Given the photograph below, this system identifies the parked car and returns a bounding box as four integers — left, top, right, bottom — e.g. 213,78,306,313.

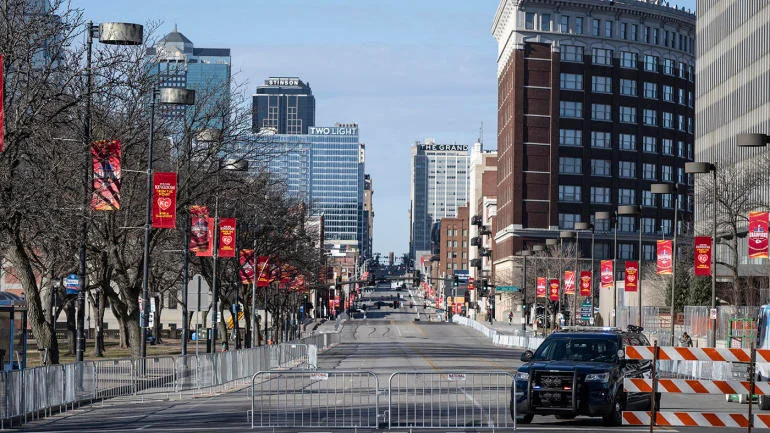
512,325,658,426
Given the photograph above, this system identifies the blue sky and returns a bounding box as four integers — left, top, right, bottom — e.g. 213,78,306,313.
74,0,696,258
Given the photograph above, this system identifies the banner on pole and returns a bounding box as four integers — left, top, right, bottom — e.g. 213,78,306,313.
256,256,271,287
239,249,255,284
579,271,591,296
536,277,546,298
196,218,215,257
749,211,769,259
624,261,639,292
564,271,575,295
91,139,122,211
218,218,236,258
151,172,177,228
189,206,210,252
549,279,559,301
656,240,673,275
600,260,613,289
694,236,713,276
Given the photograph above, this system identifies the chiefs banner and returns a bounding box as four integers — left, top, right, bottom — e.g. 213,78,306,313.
549,279,559,301
580,271,591,296
749,211,769,259
151,172,177,228
625,261,639,292
694,236,713,276
656,240,673,275
189,206,210,252
196,218,215,257
536,277,546,298
600,260,613,289
218,218,236,258
564,271,575,295
255,256,271,287
239,249,255,284
91,139,122,211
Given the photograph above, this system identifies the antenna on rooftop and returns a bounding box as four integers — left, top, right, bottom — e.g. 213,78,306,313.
479,122,484,145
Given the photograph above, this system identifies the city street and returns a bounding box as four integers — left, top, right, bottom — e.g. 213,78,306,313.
16,285,758,432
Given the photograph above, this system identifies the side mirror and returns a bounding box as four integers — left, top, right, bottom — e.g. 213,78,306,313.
520,350,534,362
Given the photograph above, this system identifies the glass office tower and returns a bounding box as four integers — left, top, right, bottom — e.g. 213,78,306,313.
252,77,316,134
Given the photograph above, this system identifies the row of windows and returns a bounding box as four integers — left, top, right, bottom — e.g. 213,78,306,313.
446,228,469,237
558,185,692,210
559,101,694,132
539,232,677,261
559,158,690,183
559,213,683,237
560,73,694,106
561,46,694,81
559,130,693,157
523,12,694,54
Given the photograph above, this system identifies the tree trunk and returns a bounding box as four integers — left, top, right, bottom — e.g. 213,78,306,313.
732,236,742,305
93,288,106,357
65,301,76,355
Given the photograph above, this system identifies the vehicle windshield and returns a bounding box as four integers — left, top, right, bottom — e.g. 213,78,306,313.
533,337,619,363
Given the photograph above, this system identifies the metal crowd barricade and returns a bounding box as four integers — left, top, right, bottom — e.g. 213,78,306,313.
388,371,514,430
95,358,134,400
250,370,380,429
623,343,770,430
133,356,177,400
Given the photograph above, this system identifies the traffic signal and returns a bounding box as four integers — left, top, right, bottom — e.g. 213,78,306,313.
453,275,459,287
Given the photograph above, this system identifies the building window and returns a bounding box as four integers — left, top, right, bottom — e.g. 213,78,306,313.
541,14,551,31
663,58,675,75
643,163,657,180
661,139,673,155
591,131,611,149
644,55,658,72
642,190,654,206
662,112,673,128
620,78,637,96
575,17,584,34
561,45,584,62
591,186,611,203
592,48,612,65
621,22,628,39
643,244,656,261
604,20,613,37
652,28,659,44
619,133,636,150
560,129,582,146
642,217,656,234
558,185,581,202
620,51,637,68
663,85,674,102
560,73,583,90
619,217,635,233
525,12,535,30
678,114,686,131
559,157,582,174
677,140,686,157
677,167,686,184
643,109,657,125
595,219,611,232
619,243,634,259
662,195,673,210
560,15,569,33
592,19,600,36
592,104,611,121
592,76,611,93
661,165,673,182
619,161,636,178
678,88,686,105
631,24,638,41
559,213,581,230
643,136,656,153
644,26,650,43
620,107,636,124
591,159,611,177
643,82,657,99
560,101,583,118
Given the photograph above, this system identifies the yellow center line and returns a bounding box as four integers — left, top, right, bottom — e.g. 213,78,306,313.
405,321,437,370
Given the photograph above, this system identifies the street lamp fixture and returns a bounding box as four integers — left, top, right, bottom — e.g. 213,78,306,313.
618,205,643,328
78,21,143,363
737,133,770,147
140,86,196,360
651,183,678,346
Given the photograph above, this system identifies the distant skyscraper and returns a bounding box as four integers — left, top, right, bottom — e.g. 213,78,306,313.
148,26,231,125
253,77,316,134
363,174,374,260
410,139,470,260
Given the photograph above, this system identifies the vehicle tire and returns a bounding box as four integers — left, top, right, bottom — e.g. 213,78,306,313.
759,395,770,410
603,393,625,426
510,403,534,424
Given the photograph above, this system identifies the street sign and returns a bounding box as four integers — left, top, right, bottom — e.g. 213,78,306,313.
187,274,211,312
580,300,592,321
64,274,79,295
496,286,520,292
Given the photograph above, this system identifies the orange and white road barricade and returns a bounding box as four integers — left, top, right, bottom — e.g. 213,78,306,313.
625,378,770,395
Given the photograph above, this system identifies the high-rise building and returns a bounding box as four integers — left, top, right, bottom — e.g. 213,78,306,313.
439,206,470,276
695,2,770,278
491,0,695,316
148,26,231,124
363,174,374,260
410,139,470,260
252,77,316,134
467,142,498,281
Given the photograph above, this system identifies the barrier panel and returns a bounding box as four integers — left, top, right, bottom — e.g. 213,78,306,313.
388,371,514,430
623,344,769,431
133,356,177,400
95,358,134,399
250,370,380,429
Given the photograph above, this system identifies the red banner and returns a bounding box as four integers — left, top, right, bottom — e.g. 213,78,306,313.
196,218,215,257
151,172,177,228
91,140,121,211
536,277,546,298
218,218,236,258
624,261,639,292
239,249,255,284
256,256,271,287
189,206,209,251
694,236,713,276
600,260,613,289
549,279,559,301
0,55,4,152
580,271,591,296
749,211,769,259
564,271,575,295
656,240,673,275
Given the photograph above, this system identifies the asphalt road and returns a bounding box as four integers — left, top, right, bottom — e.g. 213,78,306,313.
16,284,760,432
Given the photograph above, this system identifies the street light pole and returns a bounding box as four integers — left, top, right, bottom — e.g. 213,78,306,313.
560,231,575,326
519,250,531,333
595,211,618,326
619,205,643,328
652,183,678,346
575,222,595,325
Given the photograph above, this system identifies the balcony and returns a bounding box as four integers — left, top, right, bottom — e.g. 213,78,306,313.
470,236,481,247
470,258,482,268
471,215,483,226
480,248,492,258
480,226,492,236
